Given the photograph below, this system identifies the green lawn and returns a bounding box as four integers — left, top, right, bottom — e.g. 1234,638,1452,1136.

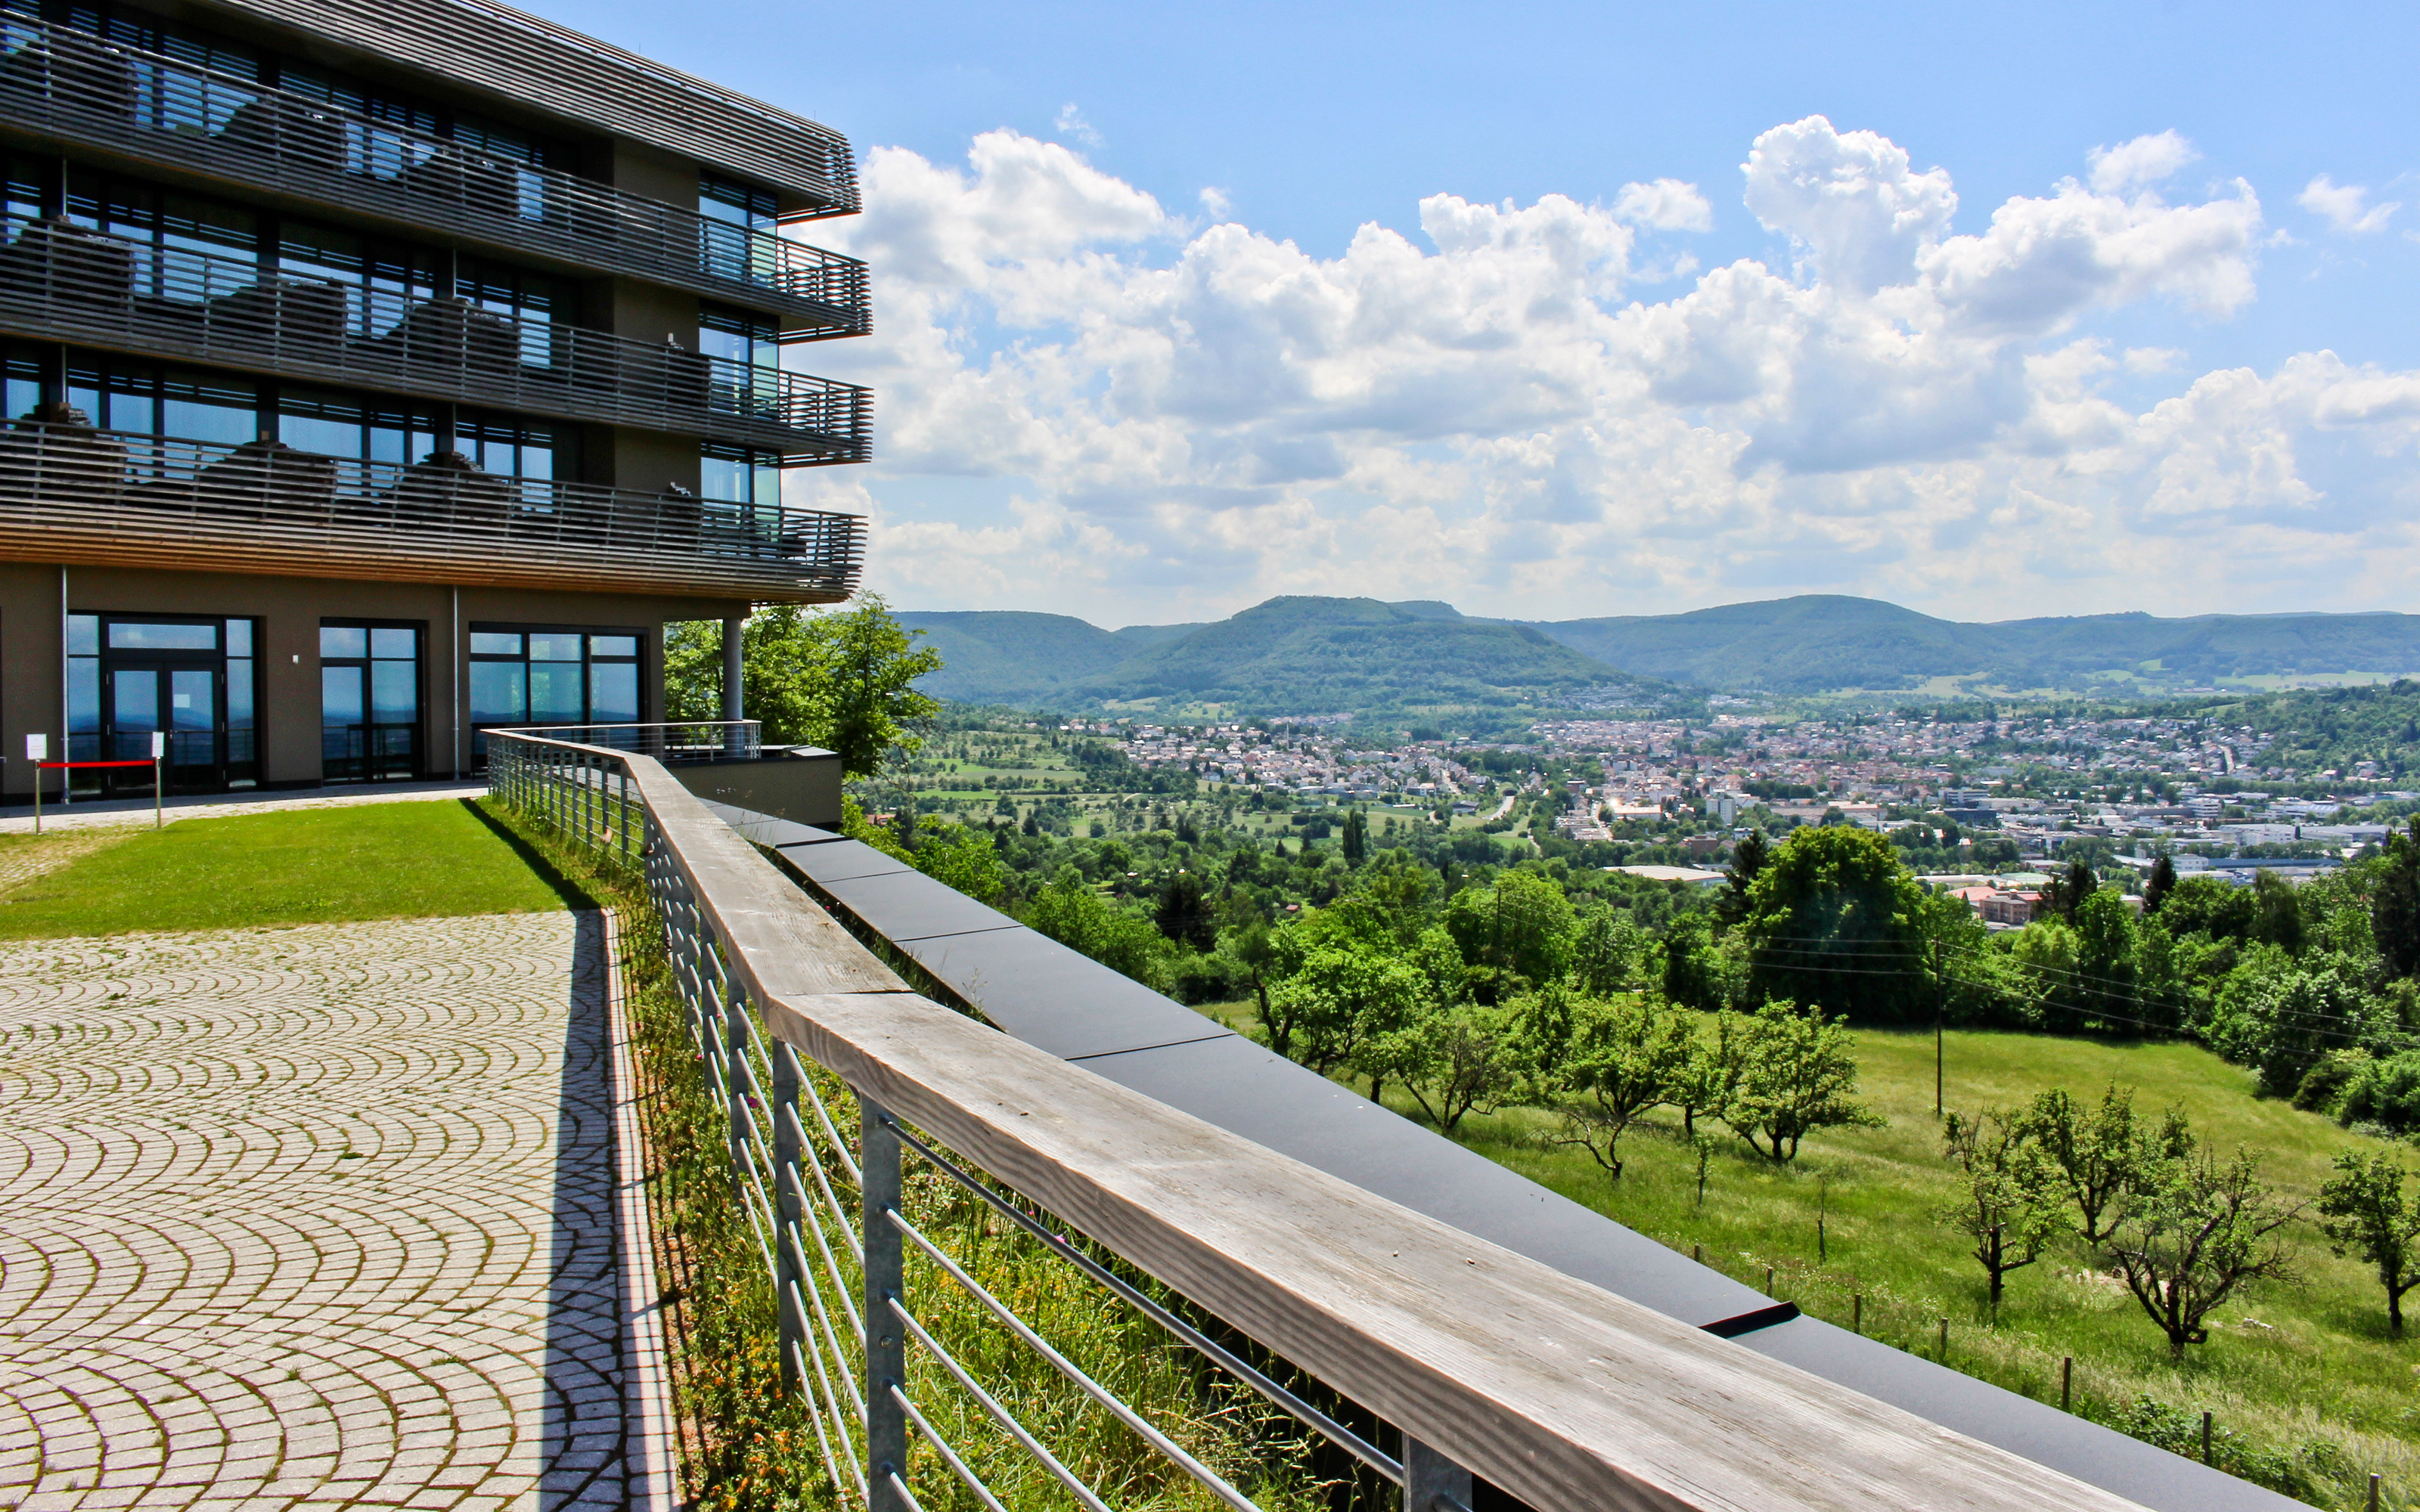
1192,1001,2420,1507
0,798,591,938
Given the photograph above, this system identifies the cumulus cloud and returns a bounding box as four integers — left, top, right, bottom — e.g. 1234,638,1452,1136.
2300,173,2398,234
1614,178,1713,232
786,122,2418,624
2086,130,2198,195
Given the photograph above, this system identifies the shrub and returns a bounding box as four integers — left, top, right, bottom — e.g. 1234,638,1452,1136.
2338,1050,2420,1135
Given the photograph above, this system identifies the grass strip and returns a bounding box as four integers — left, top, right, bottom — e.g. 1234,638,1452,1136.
0,798,590,937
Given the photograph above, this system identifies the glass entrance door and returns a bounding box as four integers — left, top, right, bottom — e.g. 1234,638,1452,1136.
320,624,422,781
102,663,223,792
67,616,259,795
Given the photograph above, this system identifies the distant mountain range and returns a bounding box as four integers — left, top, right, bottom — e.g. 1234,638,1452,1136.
895,594,2420,710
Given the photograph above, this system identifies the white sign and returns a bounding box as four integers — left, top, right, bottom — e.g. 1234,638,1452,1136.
24,733,46,761
151,731,166,759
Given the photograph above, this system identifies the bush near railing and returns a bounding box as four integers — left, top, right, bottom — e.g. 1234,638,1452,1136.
487,795,1332,1512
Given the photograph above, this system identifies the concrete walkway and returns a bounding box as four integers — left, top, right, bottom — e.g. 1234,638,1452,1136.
0,781,487,836
0,912,644,1510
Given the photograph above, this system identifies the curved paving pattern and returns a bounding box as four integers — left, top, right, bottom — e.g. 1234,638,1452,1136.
0,912,626,1510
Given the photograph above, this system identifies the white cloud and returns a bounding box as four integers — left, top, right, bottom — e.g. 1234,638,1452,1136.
1197,186,1233,221
1053,103,1102,147
2086,130,2198,195
786,122,2420,626
1613,178,1713,232
2300,173,2399,234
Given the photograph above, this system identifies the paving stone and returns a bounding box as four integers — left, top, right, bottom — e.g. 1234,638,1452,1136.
0,913,625,1510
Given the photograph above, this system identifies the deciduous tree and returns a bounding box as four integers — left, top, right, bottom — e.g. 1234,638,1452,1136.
2316,1148,2420,1334
1940,1108,2068,1314
1545,993,1694,1179
2107,1146,2301,1359
2012,1083,2146,1246
1720,1000,1885,1163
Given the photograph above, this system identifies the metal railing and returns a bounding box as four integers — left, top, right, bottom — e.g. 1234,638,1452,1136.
488,730,2155,1512
0,212,871,461
0,13,869,338
500,720,762,763
0,420,865,601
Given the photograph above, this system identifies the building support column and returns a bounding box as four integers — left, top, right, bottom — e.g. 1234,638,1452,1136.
721,614,746,754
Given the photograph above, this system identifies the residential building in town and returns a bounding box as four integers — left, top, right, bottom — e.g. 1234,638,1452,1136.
1,0,869,801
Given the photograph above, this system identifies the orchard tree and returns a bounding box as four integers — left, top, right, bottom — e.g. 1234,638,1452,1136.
1545,994,1695,1179
1941,1109,2067,1315
2107,1146,2301,1359
1363,997,1523,1135
1443,869,1576,993
1720,1000,1884,1163
2316,1148,2420,1334
2012,1083,2146,1245
1264,940,1426,1077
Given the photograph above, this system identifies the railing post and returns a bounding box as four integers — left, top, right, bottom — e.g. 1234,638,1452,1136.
1404,1439,1472,1512
772,1041,808,1393
861,1095,907,1512
725,977,753,1201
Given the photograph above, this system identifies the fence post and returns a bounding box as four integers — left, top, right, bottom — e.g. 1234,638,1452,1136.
861,1097,907,1512
1404,1438,1472,1512
772,1041,808,1393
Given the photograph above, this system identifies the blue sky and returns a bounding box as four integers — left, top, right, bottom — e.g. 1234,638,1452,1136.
554,0,2420,626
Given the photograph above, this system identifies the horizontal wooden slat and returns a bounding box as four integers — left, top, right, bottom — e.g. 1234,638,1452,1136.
206,0,858,209
599,742,2150,1512
0,425,863,602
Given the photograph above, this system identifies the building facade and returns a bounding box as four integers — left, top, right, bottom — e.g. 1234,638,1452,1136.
0,0,869,800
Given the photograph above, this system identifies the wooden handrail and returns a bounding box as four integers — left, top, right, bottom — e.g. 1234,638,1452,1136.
597,739,2149,1512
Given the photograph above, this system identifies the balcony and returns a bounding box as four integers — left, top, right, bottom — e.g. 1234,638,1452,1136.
0,213,872,462
0,14,869,339
0,416,865,600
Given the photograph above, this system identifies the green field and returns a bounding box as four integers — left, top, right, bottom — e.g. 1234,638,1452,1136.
0,799,589,938
1194,1002,2420,1506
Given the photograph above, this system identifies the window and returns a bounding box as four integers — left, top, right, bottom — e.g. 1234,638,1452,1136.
701,441,781,510
4,343,42,423
69,358,259,448
457,257,563,367
65,168,259,307
466,626,644,755
699,173,779,285
700,305,782,423
277,389,439,472
278,218,440,339
321,621,421,780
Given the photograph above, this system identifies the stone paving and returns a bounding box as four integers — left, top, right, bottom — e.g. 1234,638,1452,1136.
0,912,628,1510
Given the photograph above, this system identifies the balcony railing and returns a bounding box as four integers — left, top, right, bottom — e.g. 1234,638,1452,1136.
0,212,872,463
0,13,869,339
0,417,864,601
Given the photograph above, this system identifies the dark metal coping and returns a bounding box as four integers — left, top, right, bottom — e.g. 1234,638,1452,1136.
204,0,859,211
704,801,2298,1512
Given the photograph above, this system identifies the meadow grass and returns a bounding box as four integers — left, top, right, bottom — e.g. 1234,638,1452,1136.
0,800,590,937
1351,1016,2420,1509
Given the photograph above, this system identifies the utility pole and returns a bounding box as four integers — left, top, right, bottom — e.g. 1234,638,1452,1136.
1933,937,1946,1118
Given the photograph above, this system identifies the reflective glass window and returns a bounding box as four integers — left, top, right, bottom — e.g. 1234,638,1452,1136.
110,621,217,650
590,636,638,658
468,661,526,722
67,614,100,656
320,625,368,658
470,631,522,655
224,618,251,657
589,662,638,724
529,633,582,661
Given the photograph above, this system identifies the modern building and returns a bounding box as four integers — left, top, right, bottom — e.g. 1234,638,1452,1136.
0,0,870,801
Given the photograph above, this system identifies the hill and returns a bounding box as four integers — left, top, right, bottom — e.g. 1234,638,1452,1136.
896,595,2420,708
1070,596,1643,711
1520,599,2420,694
897,597,1654,714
